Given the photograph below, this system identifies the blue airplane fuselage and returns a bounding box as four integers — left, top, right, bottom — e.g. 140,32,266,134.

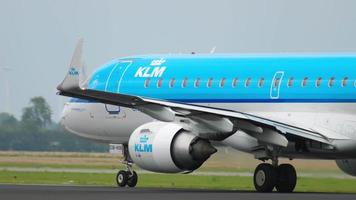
87,54,356,103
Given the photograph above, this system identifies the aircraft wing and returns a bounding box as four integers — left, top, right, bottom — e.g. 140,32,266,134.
57,41,344,148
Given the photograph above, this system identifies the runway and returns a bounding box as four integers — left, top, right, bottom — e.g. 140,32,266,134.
0,185,356,200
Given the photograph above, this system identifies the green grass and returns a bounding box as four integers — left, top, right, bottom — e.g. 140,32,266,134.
1,170,356,193
0,163,344,176
0,151,354,193
0,162,122,170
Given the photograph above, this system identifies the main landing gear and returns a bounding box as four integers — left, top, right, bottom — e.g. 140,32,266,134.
253,163,297,193
116,144,138,188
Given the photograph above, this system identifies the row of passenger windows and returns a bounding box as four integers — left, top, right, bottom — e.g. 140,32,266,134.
143,77,353,88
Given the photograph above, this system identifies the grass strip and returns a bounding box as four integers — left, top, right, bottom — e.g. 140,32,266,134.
1,170,356,193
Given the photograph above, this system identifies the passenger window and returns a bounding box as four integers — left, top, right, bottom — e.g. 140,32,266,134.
342,77,348,87
169,78,175,88
232,78,238,88
182,78,188,88
287,77,294,87
144,78,150,88
245,77,251,87
219,78,226,88
302,77,308,87
274,78,280,87
316,77,322,87
194,78,201,88
258,78,264,88
157,78,163,88
328,77,335,87
207,78,213,88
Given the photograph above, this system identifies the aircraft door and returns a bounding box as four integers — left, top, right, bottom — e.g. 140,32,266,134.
105,61,132,93
104,61,132,114
270,71,284,99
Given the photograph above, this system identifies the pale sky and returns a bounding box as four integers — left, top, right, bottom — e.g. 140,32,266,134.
1,0,356,120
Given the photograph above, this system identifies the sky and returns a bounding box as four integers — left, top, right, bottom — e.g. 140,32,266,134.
1,0,356,120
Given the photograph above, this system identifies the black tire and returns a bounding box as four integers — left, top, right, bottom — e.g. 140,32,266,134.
253,163,277,192
127,171,138,187
116,170,128,187
276,164,297,193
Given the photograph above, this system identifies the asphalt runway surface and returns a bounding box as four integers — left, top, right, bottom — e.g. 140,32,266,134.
0,184,356,200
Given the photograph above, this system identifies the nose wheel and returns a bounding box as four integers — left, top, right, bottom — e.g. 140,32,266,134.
253,163,296,193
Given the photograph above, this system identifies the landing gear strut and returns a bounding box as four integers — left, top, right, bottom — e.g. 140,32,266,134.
116,144,138,188
253,161,297,192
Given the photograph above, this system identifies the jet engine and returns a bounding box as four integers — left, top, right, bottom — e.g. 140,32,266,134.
128,121,217,173
336,159,356,176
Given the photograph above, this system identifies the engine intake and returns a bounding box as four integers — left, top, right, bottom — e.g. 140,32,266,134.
128,122,217,173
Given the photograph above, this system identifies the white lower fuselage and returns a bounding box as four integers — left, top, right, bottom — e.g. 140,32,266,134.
61,101,356,159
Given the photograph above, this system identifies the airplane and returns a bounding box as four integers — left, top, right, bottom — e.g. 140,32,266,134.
58,40,356,193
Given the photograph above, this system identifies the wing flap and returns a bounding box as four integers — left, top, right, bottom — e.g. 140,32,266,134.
142,98,333,144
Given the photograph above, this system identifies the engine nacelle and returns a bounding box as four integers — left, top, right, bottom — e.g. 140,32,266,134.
336,159,356,176
128,121,217,173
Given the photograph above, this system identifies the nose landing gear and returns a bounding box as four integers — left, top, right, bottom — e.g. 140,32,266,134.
253,163,297,193
116,144,138,188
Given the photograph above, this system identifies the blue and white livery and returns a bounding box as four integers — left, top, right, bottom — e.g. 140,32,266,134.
58,40,356,192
